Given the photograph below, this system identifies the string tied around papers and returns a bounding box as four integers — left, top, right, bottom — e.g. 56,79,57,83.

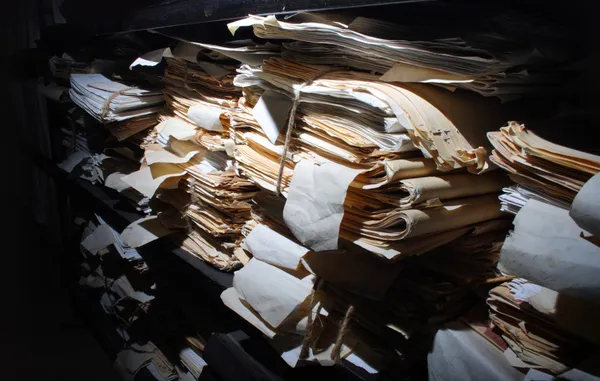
331,304,355,363
100,86,138,121
274,68,342,197
299,277,324,359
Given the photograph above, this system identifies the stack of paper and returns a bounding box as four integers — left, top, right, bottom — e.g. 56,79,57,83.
488,121,600,210
487,279,599,375
70,74,163,123
234,57,513,174
230,55,511,260
161,42,241,151
229,14,566,100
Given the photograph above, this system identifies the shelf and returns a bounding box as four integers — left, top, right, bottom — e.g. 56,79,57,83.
59,0,435,35
35,154,381,381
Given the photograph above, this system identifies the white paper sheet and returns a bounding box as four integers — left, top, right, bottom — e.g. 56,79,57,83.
81,224,116,255
58,150,90,172
428,322,525,381
242,224,309,270
570,173,600,236
499,199,600,301
251,90,294,144
283,160,362,251
129,48,171,70
220,287,278,338
233,259,314,328
187,104,224,132
105,172,132,192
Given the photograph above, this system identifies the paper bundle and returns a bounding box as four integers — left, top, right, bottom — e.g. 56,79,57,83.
229,14,568,100
234,57,513,174
488,121,600,210
70,74,164,123
487,279,599,375
230,55,511,259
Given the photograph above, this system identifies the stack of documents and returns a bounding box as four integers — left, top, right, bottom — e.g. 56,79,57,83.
229,14,567,101
234,57,512,174
70,74,163,123
162,42,241,151
487,278,599,375
230,55,511,260
488,121,600,210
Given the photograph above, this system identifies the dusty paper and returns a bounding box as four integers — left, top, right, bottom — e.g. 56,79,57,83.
187,104,225,132
252,90,294,144
283,160,362,251
242,224,309,270
121,164,187,198
120,215,174,248
233,258,314,328
570,173,600,236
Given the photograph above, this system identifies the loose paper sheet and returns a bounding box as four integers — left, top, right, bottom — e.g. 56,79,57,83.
105,172,132,192
252,90,293,144
283,160,362,251
158,118,198,141
81,224,115,255
187,104,225,132
499,199,600,301
121,215,174,248
233,259,314,328
221,287,278,338
129,47,171,70
121,164,186,198
242,224,309,270
570,173,600,236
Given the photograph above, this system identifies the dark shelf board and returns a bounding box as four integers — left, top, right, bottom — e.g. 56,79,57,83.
60,0,434,35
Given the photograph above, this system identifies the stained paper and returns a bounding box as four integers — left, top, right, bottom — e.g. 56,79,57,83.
283,160,362,251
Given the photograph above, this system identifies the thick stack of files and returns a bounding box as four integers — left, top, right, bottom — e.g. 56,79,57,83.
488,120,600,212
234,57,512,174
229,13,572,101
486,279,600,375
230,55,511,260
161,43,241,151
123,42,265,270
